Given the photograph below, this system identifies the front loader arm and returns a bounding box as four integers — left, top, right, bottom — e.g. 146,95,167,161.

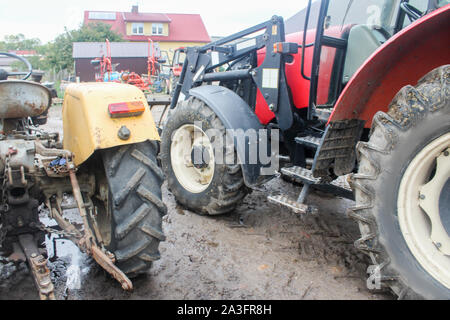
171,16,296,131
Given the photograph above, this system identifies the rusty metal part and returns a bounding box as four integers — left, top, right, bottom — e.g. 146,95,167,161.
7,166,12,185
39,173,95,201
0,140,36,175
68,167,133,291
0,80,52,119
50,206,82,239
89,205,104,246
91,245,132,291
29,161,132,292
18,234,55,300
20,166,27,185
69,168,95,246
29,254,55,300
35,140,71,158
8,242,26,262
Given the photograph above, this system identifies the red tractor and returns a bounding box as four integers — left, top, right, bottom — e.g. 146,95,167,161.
161,0,450,299
168,47,186,96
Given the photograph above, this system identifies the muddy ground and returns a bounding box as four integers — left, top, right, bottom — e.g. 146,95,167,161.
0,101,393,300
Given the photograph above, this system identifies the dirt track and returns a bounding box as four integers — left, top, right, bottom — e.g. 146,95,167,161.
0,103,393,300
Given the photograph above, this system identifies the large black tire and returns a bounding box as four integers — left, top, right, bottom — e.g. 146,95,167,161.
160,97,248,215
349,65,450,299
101,141,166,277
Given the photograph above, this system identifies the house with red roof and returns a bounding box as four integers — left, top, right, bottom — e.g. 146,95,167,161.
83,5,210,56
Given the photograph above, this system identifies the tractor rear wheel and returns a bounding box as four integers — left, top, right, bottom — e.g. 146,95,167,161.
96,141,166,277
350,65,450,299
160,97,248,215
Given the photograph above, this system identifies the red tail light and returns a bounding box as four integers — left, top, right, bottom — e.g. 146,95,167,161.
108,101,145,118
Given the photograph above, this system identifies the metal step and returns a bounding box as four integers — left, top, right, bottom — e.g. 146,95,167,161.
295,135,321,150
267,195,318,215
281,166,354,200
281,166,320,185
314,108,332,122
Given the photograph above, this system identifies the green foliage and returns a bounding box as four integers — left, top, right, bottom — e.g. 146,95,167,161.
10,53,51,72
45,22,123,72
0,34,50,71
1,23,123,73
0,33,41,51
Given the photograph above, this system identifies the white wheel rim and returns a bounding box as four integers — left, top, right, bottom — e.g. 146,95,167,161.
398,133,450,289
170,124,215,193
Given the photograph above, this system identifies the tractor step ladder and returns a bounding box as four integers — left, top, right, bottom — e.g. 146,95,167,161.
268,166,354,215
295,135,321,150
267,194,318,214
314,108,333,122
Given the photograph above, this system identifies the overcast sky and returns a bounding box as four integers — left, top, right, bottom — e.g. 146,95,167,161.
0,0,309,44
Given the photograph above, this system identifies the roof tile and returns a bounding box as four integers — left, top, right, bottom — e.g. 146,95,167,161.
84,11,210,43
123,12,171,22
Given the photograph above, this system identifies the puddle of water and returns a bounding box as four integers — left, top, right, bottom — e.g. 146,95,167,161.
39,202,91,292
65,260,81,290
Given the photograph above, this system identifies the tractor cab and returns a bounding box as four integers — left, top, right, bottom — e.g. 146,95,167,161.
303,0,449,117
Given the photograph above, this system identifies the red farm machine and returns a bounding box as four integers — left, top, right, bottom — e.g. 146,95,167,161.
90,39,116,83
168,47,186,96
160,0,450,299
91,39,169,93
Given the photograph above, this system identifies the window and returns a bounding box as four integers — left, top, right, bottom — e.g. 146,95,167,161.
407,0,429,12
88,12,116,20
132,23,144,35
324,0,401,33
152,23,163,35
402,0,432,28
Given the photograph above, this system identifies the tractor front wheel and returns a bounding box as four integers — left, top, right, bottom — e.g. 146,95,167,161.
160,97,248,215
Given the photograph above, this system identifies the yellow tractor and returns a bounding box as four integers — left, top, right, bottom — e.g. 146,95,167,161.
0,52,165,299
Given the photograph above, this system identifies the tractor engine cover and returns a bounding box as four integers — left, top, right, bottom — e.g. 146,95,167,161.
0,81,51,119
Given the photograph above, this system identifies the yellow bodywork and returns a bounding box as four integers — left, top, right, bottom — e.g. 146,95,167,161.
62,82,160,166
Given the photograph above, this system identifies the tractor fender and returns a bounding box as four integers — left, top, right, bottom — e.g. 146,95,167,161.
189,85,274,188
329,4,450,128
63,82,160,166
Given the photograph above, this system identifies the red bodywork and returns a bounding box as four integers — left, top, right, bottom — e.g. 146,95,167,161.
172,47,185,77
254,4,450,127
121,72,150,91
147,39,158,85
330,4,450,127
93,39,113,82
255,26,346,125
173,65,183,77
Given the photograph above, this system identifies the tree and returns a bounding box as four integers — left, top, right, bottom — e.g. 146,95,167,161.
0,34,49,71
0,33,42,51
45,22,123,72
